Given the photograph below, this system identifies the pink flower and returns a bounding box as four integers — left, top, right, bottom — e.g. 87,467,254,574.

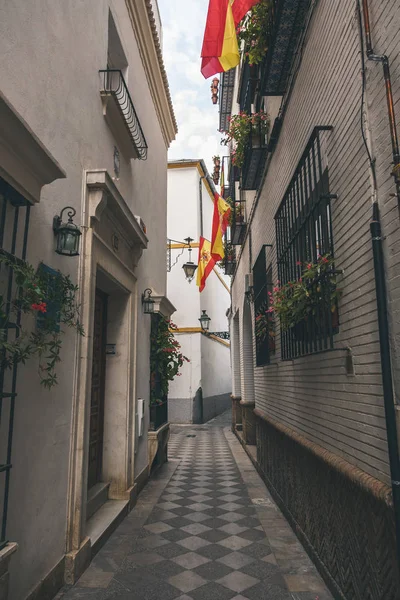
273,286,279,292
296,261,302,266
307,263,312,269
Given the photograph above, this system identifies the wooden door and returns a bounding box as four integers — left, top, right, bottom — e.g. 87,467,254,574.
88,289,108,490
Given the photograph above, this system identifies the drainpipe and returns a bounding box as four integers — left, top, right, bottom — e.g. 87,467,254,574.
370,204,400,568
199,176,204,237
357,0,400,570
362,0,400,203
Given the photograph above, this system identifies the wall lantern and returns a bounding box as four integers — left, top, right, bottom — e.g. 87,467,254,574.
199,309,211,332
53,207,82,257
182,237,197,283
142,288,155,314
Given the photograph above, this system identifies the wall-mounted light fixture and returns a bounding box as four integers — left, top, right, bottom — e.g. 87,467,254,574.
142,288,155,314
244,273,254,305
199,309,211,332
53,207,82,256
210,77,219,105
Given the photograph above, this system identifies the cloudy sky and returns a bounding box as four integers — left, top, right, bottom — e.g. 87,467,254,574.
158,0,227,174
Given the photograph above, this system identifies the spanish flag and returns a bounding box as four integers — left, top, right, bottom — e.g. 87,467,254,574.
211,192,231,261
197,237,216,292
200,0,261,79
231,0,261,25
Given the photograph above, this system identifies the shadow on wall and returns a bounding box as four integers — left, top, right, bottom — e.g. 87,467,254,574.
168,388,232,424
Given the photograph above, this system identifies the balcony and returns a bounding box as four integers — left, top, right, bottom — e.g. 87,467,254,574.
219,68,236,133
259,0,312,96
241,123,268,191
238,59,259,113
231,198,246,246
224,246,236,275
99,69,148,160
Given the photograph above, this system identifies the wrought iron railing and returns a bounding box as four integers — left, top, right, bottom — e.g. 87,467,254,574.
231,196,246,245
219,69,236,133
259,0,312,96
239,58,259,113
0,177,31,550
274,126,336,360
242,120,268,191
253,246,274,366
99,69,148,160
224,249,236,276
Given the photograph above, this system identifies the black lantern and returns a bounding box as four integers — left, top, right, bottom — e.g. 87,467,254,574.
199,309,211,332
53,207,82,257
142,288,155,314
182,237,197,283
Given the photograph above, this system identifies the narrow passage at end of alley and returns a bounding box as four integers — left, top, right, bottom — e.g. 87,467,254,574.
55,411,333,600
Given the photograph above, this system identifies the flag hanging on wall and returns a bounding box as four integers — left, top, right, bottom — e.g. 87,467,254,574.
211,192,231,262
197,237,216,292
200,0,261,79
200,0,239,78
231,0,261,25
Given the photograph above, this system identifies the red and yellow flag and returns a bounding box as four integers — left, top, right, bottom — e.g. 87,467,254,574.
211,192,231,262
197,237,216,292
200,0,261,79
200,0,239,79
231,0,261,25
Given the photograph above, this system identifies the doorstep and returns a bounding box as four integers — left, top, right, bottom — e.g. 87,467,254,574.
86,500,128,558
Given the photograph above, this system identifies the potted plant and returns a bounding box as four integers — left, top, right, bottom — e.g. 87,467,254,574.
269,254,342,332
221,110,270,169
0,253,84,388
237,0,272,66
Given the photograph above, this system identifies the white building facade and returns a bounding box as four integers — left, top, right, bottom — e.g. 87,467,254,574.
167,160,231,424
0,2,176,599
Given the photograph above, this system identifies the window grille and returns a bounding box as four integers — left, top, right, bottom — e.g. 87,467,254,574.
0,177,31,550
253,245,274,366
274,126,337,360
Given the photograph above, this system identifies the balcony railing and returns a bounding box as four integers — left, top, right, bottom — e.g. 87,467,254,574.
224,246,236,275
238,59,259,113
219,69,236,133
241,122,268,190
99,69,148,160
231,197,246,245
259,0,312,96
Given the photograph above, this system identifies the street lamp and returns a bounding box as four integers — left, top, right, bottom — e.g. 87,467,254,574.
199,310,211,332
181,237,197,283
53,207,82,256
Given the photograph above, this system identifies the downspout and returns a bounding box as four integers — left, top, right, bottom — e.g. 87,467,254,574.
358,0,400,570
370,204,400,569
362,0,400,203
199,175,204,237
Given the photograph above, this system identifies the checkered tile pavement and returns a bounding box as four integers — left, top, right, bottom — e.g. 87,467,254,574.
56,418,330,599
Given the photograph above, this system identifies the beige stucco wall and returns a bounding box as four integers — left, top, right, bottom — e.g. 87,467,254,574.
0,1,173,598
231,0,400,486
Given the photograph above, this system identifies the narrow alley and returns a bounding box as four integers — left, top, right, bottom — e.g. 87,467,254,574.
55,412,332,600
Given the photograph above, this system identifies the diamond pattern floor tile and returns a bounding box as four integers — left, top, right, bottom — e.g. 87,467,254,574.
57,414,333,600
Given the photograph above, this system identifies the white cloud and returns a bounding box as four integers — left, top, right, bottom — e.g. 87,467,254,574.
158,0,228,174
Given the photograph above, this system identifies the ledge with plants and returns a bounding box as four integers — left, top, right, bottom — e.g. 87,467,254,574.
0,251,83,389
221,110,270,170
255,254,341,344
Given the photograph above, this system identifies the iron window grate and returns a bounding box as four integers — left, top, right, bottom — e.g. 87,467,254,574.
253,246,274,366
0,176,31,550
274,126,337,360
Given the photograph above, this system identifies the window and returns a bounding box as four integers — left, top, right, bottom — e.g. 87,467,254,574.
253,245,275,366
274,126,337,360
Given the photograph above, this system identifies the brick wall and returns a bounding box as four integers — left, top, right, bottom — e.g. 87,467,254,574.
231,0,400,486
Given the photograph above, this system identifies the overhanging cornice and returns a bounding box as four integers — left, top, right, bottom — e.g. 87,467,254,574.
125,0,177,148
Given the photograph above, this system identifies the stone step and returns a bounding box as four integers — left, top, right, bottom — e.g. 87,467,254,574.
86,482,110,520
